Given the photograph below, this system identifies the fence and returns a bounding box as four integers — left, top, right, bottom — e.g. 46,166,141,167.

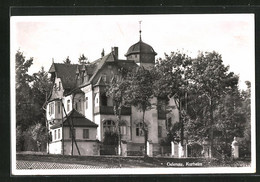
100,144,117,155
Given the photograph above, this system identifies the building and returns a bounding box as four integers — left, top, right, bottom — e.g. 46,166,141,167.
46,32,179,156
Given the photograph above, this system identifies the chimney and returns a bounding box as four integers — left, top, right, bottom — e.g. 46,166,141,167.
112,47,118,59
101,49,105,58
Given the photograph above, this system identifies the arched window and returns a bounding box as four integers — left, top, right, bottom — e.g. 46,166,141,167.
76,99,82,111
103,120,116,133
120,121,127,135
136,122,146,136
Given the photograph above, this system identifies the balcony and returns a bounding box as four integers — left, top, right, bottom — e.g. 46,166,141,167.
94,106,131,115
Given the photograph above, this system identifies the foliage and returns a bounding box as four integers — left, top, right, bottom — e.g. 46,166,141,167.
63,56,71,64
154,51,192,145
16,50,35,130
16,123,47,152
103,131,118,146
78,54,89,64
124,66,154,156
16,50,51,151
106,72,130,155
186,51,239,149
238,81,251,157
31,67,52,126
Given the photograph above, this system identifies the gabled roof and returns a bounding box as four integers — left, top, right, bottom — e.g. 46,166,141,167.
48,63,97,95
50,109,98,129
80,52,117,87
47,50,138,97
94,76,106,87
48,63,78,91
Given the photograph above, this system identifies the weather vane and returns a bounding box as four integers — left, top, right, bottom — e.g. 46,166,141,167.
139,20,142,40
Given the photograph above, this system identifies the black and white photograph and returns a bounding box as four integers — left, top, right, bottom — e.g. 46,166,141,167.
11,14,255,175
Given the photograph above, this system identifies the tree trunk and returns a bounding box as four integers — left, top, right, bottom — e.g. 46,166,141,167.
209,97,214,158
142,110,148,156
118,112,122,156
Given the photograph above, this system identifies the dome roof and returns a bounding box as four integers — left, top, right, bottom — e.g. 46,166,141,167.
125,40,157,56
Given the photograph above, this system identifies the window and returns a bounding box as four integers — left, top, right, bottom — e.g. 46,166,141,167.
58,81,61,90
49,132,52,142
67,100,70,112
136,123,145,136
120,125,127,135
54,130,57,140
103,120,116,133
101,74,107,82
49,103,54,115
69,128,75,138
101,94,107,106
83,129,89,139
85,97,88,109
57,102,61,114
158,125,162,138
76,99,82,111
58,129,61,139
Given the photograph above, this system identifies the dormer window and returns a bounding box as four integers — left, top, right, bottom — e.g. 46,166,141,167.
49,102,54,115
58,81,61,90
101,74,107,82
67,100,70,112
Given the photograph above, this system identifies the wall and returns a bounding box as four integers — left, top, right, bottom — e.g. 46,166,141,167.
49,141,62,154
74,93,85,116
91,62,122,85
63,141,99,156
131,97,159,144
94,114,101,141
63,126,97,140
99,115,131,141
81,85,93,121
63,95,73,115
167,97,179,125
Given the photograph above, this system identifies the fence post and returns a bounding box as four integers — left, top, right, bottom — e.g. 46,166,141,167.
147,141,153,157
231,137,239,159
178,142,183,158
171,141,179,158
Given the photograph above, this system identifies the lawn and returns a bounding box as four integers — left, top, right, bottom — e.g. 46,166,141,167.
16,153,251,168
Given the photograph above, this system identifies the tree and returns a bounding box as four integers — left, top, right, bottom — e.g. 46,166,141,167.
125,66,154,156
239,81,251,157
78,54,89,64
16,50,52,151
106,72,130,156
154,51,192,145
214,85,246,155
63,56,71,64
16,50,34,130
31,67,52,126
188,51,239,156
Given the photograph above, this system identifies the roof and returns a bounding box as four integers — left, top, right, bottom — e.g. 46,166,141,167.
116,59,138,71
48,63,97,93
80,52,117,87
47,50,138,96
50,109,98,129
125,40,157,56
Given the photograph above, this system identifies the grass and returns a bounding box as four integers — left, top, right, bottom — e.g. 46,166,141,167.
16,153,251,168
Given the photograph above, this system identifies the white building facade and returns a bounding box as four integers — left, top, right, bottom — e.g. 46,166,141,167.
46,36,179,156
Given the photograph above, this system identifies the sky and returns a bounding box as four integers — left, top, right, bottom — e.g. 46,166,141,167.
11,14,254,90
